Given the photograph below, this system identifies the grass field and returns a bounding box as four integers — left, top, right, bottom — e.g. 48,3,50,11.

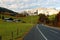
19,16,39,23
0,15,39,40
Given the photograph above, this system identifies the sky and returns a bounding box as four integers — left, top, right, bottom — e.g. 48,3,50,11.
0,0,60,12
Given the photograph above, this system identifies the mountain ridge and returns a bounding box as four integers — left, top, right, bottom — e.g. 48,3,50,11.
0,7,18,16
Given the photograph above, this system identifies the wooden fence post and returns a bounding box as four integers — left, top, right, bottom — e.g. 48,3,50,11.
0,36,2,40
11,32,13,40
17,28,19,37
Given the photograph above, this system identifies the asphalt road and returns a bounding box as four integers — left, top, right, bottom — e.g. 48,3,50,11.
23,24,60,40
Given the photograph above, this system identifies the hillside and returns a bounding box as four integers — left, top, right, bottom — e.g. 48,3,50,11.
0,7,17,16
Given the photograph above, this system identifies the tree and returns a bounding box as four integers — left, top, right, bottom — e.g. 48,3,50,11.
38,14,47,24
54,12,60,26
48,14,56,26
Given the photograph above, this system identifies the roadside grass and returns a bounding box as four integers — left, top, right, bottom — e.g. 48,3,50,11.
0,21,34,40
0,15,39,40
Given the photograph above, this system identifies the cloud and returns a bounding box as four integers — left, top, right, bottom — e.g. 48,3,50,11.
22,0,30,2
56,7,60,10
45,0,60,5
9,4,18,9
2,0,15,2
0,0,60,12
0,0,41,12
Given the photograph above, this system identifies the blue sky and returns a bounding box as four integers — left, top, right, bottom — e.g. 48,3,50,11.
0,0,60,12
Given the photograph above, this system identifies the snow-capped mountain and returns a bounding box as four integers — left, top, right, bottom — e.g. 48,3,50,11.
25,8,60,15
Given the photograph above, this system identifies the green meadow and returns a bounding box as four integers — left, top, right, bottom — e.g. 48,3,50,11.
0,15,39,40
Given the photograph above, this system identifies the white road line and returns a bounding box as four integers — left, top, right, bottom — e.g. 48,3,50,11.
50,30,58,33
36,25,48,40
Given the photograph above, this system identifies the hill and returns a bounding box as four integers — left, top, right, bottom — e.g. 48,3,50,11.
0,7,17,16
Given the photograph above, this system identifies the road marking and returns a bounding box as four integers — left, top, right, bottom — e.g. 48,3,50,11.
50,30,58,33
36,25,48,40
